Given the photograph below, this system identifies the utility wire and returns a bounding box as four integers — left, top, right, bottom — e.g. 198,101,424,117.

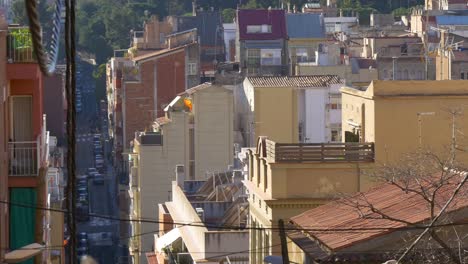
70,0,78,262
2,200,468,233
64,0,72,261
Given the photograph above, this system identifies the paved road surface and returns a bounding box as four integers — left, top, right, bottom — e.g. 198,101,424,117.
74,61,120,264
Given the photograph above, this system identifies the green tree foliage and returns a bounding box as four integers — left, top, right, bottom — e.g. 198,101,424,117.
12,0,53,38
222,8,236,23
11,0,426,64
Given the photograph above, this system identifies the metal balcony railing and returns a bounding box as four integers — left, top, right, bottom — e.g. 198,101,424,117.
8,141,39,176
7,26,36,63
9,115,50,176
265,140,374,163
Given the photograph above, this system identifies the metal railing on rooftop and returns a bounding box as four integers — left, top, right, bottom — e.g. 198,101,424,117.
7,27,36,63
114,49,129,58
266,140,374,163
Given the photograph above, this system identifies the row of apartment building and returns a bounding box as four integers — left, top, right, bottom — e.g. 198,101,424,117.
0,20,67,264
127,77,468,264
106,2,468,263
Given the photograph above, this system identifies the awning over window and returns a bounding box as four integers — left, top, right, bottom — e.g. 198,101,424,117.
4,243,44,263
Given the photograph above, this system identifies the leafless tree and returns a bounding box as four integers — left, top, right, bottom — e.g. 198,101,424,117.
340,148,468,263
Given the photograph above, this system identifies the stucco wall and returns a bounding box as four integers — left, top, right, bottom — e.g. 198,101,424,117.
137,112,188,256
342,81,468,190
255,88,298,144
193,87,234,179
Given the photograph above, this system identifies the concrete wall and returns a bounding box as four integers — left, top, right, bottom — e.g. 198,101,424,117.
141,16,172,50
296,64,378,84
223,23,236,62
204,231,249,260
168,183,248,262
193,86,234,179
377,58,434,80
169,183,207,261
342,81,468,189
136,112,188,261
7,64,44,139
43,73,65,145
436,54,468,80
304,89,327,142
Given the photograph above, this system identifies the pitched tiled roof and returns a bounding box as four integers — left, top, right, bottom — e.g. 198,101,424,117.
155,116,171,126
179,82,213,96
247,75,342,88
453,50,468,62
237,9,287,41
132,44,192,62
286,13,325,39
146,253,159,264
290,174,468,251
436,15,468,26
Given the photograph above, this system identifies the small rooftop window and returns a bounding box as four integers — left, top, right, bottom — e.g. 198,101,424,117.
247,24,272,34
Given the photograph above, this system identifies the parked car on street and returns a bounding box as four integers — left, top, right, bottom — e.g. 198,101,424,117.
94,174,104,185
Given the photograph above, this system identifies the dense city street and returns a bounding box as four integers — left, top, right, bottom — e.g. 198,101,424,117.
75,61,120,264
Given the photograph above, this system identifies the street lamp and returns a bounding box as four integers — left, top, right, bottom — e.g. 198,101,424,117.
417,112,435,146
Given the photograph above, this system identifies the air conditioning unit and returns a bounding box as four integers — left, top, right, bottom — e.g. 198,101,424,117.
195,208,205,221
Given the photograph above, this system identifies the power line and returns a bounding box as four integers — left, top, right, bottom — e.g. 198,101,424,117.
2,200,468,233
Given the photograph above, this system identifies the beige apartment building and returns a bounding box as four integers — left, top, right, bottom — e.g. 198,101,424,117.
341,80,468,186
151,167,249,264
244,137,374,264
240,76,344,146
127,83,235,263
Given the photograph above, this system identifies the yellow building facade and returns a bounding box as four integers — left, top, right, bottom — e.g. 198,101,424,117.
245,138,374,263
342,80,468,190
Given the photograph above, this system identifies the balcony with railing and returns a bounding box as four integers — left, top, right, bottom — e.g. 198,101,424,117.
378,43,424,58
8,115,50,176
133,31,144,49
265,139,374,163
7,26,35,63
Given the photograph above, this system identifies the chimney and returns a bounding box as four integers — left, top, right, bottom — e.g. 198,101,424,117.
287,2,291,13
192,0,196,16
176,165,185,189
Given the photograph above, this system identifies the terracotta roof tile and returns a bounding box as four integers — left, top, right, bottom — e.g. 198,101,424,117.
453,50,468,62
247,75,342,88
146,253,158,264
132,43,194,62
290,174,468,251
178,82,213,96
155,116,171,126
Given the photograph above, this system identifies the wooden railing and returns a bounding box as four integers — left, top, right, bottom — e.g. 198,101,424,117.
266,140,374,162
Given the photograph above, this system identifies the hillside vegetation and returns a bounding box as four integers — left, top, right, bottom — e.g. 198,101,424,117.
12,0,424,64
